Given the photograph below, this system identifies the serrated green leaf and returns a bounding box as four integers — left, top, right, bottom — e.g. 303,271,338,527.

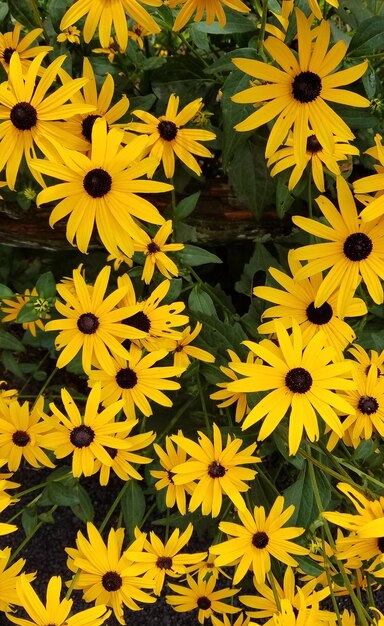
36,271,56,300
121,479,146,541
175,192,201,221
8,0,42,28
188,286,217,317
0,328,25,352
348,17,384,57
179,244,222,267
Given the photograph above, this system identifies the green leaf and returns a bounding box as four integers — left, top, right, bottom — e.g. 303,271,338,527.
22,507,39,537
142,56,167,71
194,8,255,33
348,17,384,57
17,301,39,323
0,328,25,352
8,0,43,28
0,284,13,298
179,244,222,267
283,467,313,527
188,286,217,317
71,484,94,522
175,192,201,221
0,3,8,26
121,480,146,541
227,137,276,218
205,47,262,75
235,242,279,296
41,478,79,507
276,176,295,218
47,0,72,30
36,271,56,300
330,104,379,130
362,63,377,99
221,68,256,168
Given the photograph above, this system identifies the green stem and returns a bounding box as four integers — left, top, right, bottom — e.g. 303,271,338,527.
65,568,81,599
32,367,59,408
170,177,177,232
9,504,58,564
197,368,211,436
165,506,170,543
267,571,282,612
319,529,343,626
308,168,313,219
99,480,131,534
140,500,157,528
13,470,72,500
19,351,50,395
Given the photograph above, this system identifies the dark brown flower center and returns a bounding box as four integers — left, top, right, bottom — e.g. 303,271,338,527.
306,301,333,325
3,47,15,64
70,425,95,448
147,241,161,254
12,430,30,447
252,531,269,548
77,312,99,334
158,120,178,141
292,71,322,103
81,114,109,142
343,233,373,261
175,344,184,352
83,168,112,198
306,134,322,153
207,461,226,478
358,395,379,415
115,367,138,389
104,446,118,459
377,537,384,553
167,469,175,484
197,596,211,610
156,556,173,569
10,102,37,130
123,311,151,333
285,367,313,393
102,571,123,591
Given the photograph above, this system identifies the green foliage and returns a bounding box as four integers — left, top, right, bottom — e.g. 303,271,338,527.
121,480,146,540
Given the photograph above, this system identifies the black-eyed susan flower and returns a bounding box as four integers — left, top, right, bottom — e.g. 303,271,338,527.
133,221,184,284
128,524,206,595
0,23,52,74
349,344,384,377
171,423,260,517
66,523,156,625
267,131,359,192
292,175,384,315
1,287,50,336
353,134,384,222
59,57,129,149
88,345,183,421
0,547,34,612
210,349,260,423
31,119,172,257
116,275,188,352
253,252,367,358
57,26,81,44
0,396,54,472
7,574,110,626
129,94,216,178
151,432,196,515
0,51,94,190
340,365,384,445
42,384,132,478
232,9,368,164
228,320,355,455
210,496,308,584
170,322,215,370
93,422,155,486
172,0,249,31
60,0,161,52
107,251,133,272
93,37,124,63
186,550,229,583
166,574,240,623
323,483,384,572
240,566,334,624
45,265,147,375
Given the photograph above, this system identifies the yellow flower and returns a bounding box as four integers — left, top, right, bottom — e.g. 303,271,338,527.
93,38,124,63
129,94,216,178
232,9,368,164
171,423,260,517
170,322,215,370
0,396,54,472
151,432,196,514
349,344,384,377
353,134,384,222
0,473,19,537
57,25,81,44
7,574,110,626
2,287,49,336
210,496,308,584
31,119,171,257
60,0,161,52
292,176,384,315
0,547,35,612
0,23,52,74
66,523,155,625
133,221,184,284
340,364,384,445
128,524,206,595
0,51,94,190
42,383,132,478
107,252,134,271
45,265,147,375
172,0,250,31
166,574,240,624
